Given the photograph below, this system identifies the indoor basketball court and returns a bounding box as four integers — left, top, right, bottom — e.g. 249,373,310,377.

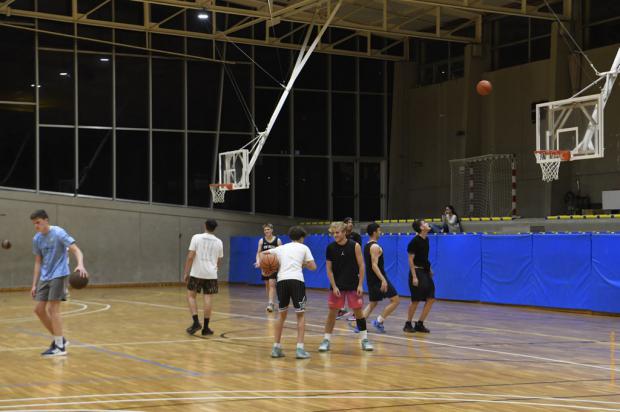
1,0,620,410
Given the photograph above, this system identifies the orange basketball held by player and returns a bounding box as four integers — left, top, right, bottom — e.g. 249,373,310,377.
476,80,492,96
260,253,279,276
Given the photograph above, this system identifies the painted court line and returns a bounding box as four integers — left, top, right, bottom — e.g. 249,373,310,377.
3,389,620,405
0,302,88,323
155,288,618,348
0,334,322,353
15,329,203,378
2,394,620,411
104,298,620,374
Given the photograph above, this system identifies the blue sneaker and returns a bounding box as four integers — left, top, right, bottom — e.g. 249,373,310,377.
41,343,67,357
372,319,386,333
271,346,284,358
295,348,311,359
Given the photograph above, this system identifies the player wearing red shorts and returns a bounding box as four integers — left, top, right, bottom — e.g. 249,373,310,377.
318,222,373,352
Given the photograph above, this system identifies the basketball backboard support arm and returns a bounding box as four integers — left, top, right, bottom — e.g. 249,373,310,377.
574,47,620,154
246,1,343,174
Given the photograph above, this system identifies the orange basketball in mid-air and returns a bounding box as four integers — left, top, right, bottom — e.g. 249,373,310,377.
476,80,492,96
260,254,279,275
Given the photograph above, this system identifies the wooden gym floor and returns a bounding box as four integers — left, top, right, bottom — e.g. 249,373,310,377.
1,284,619,411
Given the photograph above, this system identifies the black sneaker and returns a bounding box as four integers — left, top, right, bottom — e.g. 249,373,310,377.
201,328,214,336
414,321,430,333
403,322,416,333
186,323,202,335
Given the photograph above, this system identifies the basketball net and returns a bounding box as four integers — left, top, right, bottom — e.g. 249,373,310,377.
534,151,568,182
538,159,562,182
209,184,230,204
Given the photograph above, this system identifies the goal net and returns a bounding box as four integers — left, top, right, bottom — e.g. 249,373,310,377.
449,154,516,217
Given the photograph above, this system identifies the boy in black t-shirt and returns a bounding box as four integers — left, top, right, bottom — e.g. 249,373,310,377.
336,217,362,320
404,220,435,333
319,222,373,352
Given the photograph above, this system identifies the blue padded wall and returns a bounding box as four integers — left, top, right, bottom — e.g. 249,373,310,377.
229,232,620,314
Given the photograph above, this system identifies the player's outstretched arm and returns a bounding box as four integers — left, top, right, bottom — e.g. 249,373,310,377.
68,244,88,278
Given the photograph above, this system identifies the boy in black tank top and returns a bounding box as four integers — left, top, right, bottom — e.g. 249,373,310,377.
403,220,435,333
254,223,282,313
318,222,373,352
360,223,400,333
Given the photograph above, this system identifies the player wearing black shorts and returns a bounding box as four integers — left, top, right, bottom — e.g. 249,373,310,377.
360,223,400,333
260,226,317,359
255,223,282,312
404,220,435,333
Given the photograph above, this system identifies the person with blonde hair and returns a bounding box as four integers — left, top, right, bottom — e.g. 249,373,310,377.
318,222,373,352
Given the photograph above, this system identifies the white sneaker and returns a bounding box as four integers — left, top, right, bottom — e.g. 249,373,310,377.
318,339,330,352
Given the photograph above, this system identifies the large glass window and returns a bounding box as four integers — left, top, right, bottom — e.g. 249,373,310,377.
78,53,112,126
116,130,148,201
294,91,327,155
153,132,183,204
586,0,620,49
1,18,387,220
78,128,112,197
255,88,290,154
0,104,35,189
359,58,384,93
294,157,328,219
40,127,74,193
360,94,383,156
359,162,381,221
332,93,356,156
39,51,74,125
221,64,252,133
332,161,355,221
255,156,290,216
116,56,149,128
331,55,356,92
188,132,215,207
187,61,220,131
0,26,35,102
152,59,184,130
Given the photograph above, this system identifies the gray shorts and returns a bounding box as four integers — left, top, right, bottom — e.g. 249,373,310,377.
35,276,69,301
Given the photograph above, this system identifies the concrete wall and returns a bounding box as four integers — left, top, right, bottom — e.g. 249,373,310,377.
389,35,620,218
0,189,298,288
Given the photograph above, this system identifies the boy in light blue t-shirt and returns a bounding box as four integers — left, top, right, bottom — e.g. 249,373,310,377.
31,209,88,357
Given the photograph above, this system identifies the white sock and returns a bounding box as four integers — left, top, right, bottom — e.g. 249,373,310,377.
377,315,385,323
360,330,368,340
54,336,64,348
324,333,331,341
296,343,304,350
273,343,281,349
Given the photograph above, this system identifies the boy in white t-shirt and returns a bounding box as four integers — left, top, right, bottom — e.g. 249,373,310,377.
261,226,316,359
183,219,224,336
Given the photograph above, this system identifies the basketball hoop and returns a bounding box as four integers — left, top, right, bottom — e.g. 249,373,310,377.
209,183,233,204
534,150,571,182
